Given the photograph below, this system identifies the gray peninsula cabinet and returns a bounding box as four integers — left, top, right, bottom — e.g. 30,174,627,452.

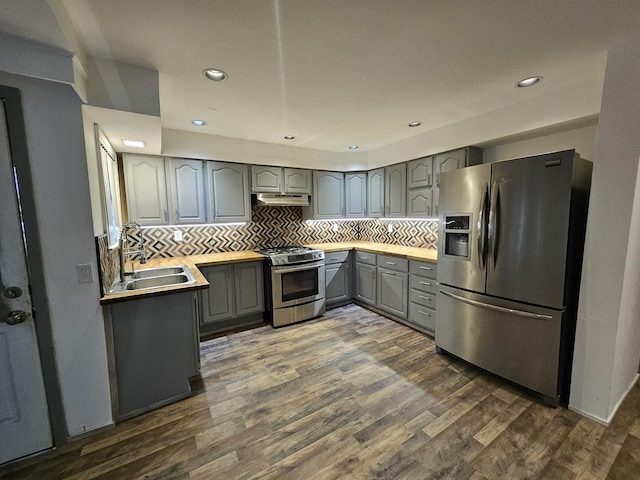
108,291,200,420
303,171,345,219
325,250,352,308
198,261,264,335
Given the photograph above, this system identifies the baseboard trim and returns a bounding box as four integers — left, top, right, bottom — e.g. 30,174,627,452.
569,373,639,426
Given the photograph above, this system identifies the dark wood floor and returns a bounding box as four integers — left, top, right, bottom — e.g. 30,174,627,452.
2,304,640,479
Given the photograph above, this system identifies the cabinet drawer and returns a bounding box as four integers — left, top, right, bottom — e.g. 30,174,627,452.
409,303,436,332
355,251,377,266
325,250,350,265
410,289,436,308
410,260,437,279
378,255,408,272
410,275,437,294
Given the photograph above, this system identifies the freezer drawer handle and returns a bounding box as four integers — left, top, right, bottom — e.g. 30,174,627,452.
439,289,553,320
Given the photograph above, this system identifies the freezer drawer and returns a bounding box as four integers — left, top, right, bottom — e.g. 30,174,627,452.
435,285,564,402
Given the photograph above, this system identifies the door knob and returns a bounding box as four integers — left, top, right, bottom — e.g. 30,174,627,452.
6,310,28,325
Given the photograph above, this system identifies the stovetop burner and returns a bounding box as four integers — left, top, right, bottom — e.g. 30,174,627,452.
258,245,324,266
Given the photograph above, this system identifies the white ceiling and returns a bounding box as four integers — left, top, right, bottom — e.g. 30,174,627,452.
4,1,640,156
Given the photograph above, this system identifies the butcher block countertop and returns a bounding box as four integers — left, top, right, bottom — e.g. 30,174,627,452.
100,251,265,305
304,241,438,263
100,244,436,305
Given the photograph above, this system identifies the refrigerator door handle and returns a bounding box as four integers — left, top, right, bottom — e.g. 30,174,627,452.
439,289,553,320
477,184,489,271
488,181,500,268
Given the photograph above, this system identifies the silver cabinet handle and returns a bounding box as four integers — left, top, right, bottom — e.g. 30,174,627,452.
164,210,168,223
418,281,432,286
176,210,180,222
418,310,432,317
419,295,433,301
360,256,369,261
419,266,432,271
386,261,396,266
439,289,552,320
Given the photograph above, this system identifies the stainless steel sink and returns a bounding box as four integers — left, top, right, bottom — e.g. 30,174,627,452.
125,274,191,291
132,266,187,279
108,264,196,294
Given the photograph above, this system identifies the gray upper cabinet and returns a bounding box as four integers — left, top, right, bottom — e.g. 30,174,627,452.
407,188,433,218
367,168,385,218
434,147,483,186
251,165,282,193
305,170,345,219
407,156,433,188
123,154,169,225
251,165,311,194
167,158,206,224
207,161,251,223
385,163,407,217
345,172,367,218
283,168,311,194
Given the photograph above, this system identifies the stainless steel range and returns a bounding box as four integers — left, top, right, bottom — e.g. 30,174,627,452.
259,246,325,327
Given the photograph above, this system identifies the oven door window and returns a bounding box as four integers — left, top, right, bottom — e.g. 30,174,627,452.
281,268,319,303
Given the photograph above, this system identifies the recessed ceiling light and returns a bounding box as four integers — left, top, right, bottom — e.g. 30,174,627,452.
122,139,145,148
408,121,422,127
284,135,295,140
516,76,543,88
348,145,359,150
191,119,206,126
203,68,228,81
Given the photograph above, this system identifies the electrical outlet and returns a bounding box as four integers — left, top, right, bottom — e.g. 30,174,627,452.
332,223,339,232
173,230,183,242
77,264,94,283
387,223,394,233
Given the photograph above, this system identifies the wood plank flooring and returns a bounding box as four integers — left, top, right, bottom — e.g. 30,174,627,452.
2,304,640,479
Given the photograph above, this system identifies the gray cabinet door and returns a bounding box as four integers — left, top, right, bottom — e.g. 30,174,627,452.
326,262,351,305
407,187,433,217
385,164,406,217
313,171,345,219
200,265,235,324
123,154,169,225
407,157,433,188
377,268,409,319
234,261,264,316
435,149,466,186
167,158,206,224
284,168,311,194
345,172,367,218
207,162,251,223
251,165,282,193
355,262,376,306
367,168,384,218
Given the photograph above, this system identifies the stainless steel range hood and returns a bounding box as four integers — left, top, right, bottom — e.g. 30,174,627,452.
255,193,310,207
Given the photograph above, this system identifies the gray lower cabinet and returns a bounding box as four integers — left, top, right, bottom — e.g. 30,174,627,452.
408,260,438,334
325,250,352,308
109,291,199,420
376,255,409,319
355,252,377,306
199,261,264,334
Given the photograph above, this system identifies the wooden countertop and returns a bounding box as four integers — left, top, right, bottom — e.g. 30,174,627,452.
101,244,436,305
304,241,438,263
100,251,265,305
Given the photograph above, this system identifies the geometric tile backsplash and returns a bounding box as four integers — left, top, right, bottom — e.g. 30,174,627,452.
97,205,438,292
129,206,438,259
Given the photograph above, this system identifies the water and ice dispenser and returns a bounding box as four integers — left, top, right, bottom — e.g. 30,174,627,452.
443,214,471,259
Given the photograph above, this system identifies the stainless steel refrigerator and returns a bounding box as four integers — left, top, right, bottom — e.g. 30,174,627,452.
436,150,592,406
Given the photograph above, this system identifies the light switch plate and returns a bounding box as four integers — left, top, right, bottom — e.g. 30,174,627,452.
173,230,183,242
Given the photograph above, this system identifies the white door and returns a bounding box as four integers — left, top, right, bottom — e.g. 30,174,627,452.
0,92,53,464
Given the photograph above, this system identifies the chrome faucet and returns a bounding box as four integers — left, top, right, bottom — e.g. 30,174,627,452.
119,220,147,283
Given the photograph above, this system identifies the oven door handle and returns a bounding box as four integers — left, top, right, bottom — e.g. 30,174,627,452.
272,262,324,274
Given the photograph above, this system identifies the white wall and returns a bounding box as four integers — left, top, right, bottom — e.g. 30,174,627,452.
0,71,112,436
570,34,640,423
482,124,598,163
